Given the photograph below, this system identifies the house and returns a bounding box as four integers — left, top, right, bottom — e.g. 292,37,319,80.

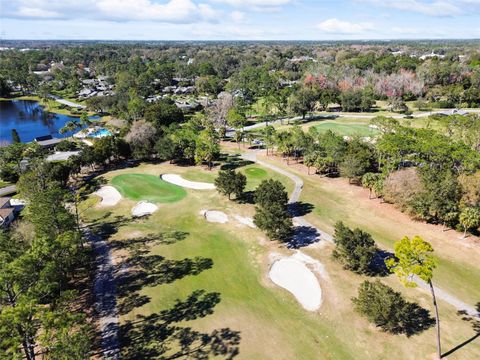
34,135,63,148
0,197,15,228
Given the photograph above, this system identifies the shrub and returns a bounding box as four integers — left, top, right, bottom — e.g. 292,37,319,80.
332,222,378,274
352,280,435,336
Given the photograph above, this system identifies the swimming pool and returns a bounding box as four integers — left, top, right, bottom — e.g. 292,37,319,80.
89,128,112,138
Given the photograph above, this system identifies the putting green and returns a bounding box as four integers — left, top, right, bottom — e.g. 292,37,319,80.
314,122,379,137
244,167,267,178
111,174,186,203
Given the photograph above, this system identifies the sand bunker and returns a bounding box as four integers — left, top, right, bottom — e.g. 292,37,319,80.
269,252,322,311
161,174,215,190
200,210,229,223
233,215,256,228
95,186,122,206
132,201,158,217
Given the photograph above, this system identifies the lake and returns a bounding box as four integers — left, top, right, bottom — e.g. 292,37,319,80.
0,100,99,143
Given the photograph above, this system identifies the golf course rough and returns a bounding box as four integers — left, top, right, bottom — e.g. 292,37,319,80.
111,174,187,203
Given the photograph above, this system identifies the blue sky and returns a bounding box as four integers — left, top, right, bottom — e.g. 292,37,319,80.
1,0,479,40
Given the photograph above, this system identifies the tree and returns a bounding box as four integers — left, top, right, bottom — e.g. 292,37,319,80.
332,222,378,274
59,120,80,139
215,169,246,200
352,280,434,336
195,127,219,170
253,179,293,242
386,236,441,359
124,120,158,159
144,100,184,130
226,108,246,148
261,125,277,156
303,152,317,175
11,129,20,144
79,113,92,128
361,172,380,199
459,207,480,239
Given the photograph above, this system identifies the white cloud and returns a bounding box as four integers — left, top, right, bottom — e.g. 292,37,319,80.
96,0,198,22
6,0,220,23
212,0,292,11
16,6,62,18
213,0,292,6
231,11,246,23
316,18,374,34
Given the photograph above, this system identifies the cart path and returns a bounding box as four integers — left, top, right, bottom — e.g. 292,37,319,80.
84,228,120,359
242,149,479,318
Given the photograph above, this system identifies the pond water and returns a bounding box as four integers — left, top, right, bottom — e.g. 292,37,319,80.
0,100,100,143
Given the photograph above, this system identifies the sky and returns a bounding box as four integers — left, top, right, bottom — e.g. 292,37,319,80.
1,0,480,40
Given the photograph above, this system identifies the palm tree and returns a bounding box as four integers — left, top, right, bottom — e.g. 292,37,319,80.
59,120,80,139
361,173,380,199
459,207,480,239
79,113,92,128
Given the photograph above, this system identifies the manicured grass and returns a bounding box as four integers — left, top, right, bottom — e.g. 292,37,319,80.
111,173,187,203
181,169,217,183
81,162,480,359
313,121,379,137
257,154,480,305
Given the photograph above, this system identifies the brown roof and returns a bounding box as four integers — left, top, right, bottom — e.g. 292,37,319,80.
0,197,11,208
0,207,14,219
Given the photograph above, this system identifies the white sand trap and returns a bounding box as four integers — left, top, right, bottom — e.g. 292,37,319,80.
132,201,158,217
162,174,215,190
233,214,256,228
200,210,229,223
95,186,122,206
269,253,322,311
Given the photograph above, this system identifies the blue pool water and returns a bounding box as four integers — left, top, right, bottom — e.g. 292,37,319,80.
89,128,112,138
0,100,100,143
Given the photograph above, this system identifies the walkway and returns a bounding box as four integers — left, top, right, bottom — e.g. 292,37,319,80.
49,94,86,109
84,227,120,359
0,185,16,196
242,149,479,318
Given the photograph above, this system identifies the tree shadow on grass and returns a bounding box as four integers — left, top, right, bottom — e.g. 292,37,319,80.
368,249,394,277
89,215,135,239
120,290,241,359
220,159,255,171
288,225,320,249
442,303,480,358
116,255,213,315
237,190,255,204
399,302,436,337
287,201,314,217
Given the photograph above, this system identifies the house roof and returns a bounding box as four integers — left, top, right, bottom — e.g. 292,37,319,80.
0,207,14,220
36,138,63,147
0,197,11,208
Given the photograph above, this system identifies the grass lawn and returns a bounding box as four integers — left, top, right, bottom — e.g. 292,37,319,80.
313,121,379,137
111,173,187,203
81,162,480,360
0,181,12,189
257,154,480,305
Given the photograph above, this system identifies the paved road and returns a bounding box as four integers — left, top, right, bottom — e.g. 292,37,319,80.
242,149,479,318
84,228,120,359
0,185,17,196
49,94,86,109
